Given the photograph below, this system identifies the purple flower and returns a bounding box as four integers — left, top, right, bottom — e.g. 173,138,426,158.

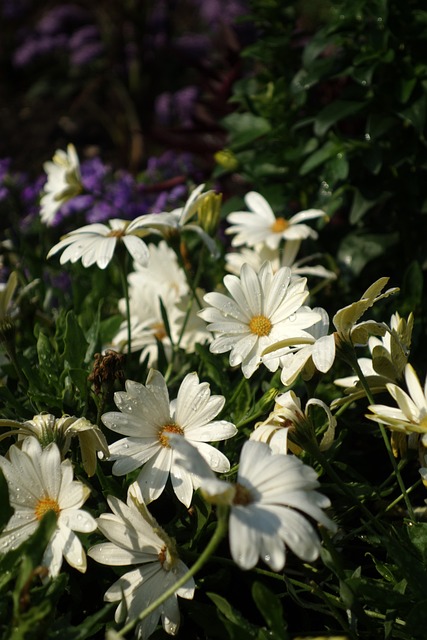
12,4,102,68
155,86,199,127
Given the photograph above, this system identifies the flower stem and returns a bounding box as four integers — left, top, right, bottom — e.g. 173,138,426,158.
116,505,229,638
351,356,416,521
117,252,132,364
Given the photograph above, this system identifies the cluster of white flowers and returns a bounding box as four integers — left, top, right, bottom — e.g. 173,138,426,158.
0,145,343,639
110,241,212,366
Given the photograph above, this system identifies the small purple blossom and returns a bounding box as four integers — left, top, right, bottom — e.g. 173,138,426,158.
155,86,199,128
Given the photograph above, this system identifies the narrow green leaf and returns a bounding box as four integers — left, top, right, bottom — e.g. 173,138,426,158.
0,468,13,531
314,100,366,137
64,311,89,369
251,582,288,639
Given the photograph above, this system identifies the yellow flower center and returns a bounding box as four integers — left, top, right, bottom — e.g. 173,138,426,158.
271,217,289,233
158,423,185,447
232,482,254,506
249,315,272,337
107,229,126,238
152,322,167,341
34,496,61,521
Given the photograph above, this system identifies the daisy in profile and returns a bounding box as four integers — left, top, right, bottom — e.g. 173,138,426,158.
251,390,337,454
225,241,336,282
0,412,109,477
225,191,326,250
199,261,321,378
367,363,427,439
102,369,237,506
0,437,97,577
47,218,154,269
88,485,195,639
40,143,82,225
131,183,219,255
171,436,337,571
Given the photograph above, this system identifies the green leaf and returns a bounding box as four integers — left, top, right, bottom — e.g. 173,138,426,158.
349,190,392,224
299,140,342,176
207,593,270,640
314,100,366,137
36,331,58,374
400,261,423,314
64,311,89,369
337,232,398,276
398,94,427,134
406,523,427,565
0,468,13,531
222,113,271,149
194,344,229,392
251,582,288,639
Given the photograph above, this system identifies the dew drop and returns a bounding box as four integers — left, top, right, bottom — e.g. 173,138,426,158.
364,133,371,141
264,554,271,563
288,313,296,323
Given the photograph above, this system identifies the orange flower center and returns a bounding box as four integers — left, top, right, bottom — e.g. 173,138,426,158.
249,314,272,337
271,217,289,233
158,423,185,447
232,482,253,506
158,545,167,565
34,496,61,521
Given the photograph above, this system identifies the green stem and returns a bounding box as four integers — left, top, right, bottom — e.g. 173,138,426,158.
116,505,229,638
351,357,416,521
117,253,132,364
384,478,422,513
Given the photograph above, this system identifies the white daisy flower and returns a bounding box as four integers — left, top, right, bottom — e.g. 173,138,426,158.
47,218,154,269
367,364,427,439
0,437,97,577
198,261,322,378
262,307,336,386
131,183,219,255
225,241,336,282
88,487,195,639
101,370,237,507
40,143,82,225
111,241,211,365
171,436,337,571
225,191,326,250
121,242,189,316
